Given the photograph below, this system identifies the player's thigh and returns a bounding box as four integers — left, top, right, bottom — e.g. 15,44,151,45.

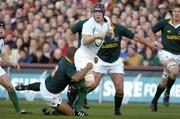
56,101,75,115
0,73,14,92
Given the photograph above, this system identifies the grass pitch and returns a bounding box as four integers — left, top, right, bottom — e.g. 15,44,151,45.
0,100,179,119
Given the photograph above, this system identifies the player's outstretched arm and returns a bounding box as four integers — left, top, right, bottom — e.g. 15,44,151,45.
133,34,163,50
82,32,103,45
72,63,93,82
65,29,75,47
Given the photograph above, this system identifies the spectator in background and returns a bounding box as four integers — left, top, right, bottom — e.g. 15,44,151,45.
0,0,177,66
42,42,51,59
124,44,142,66
31,47,49,63
18,47,29,63
141,47,160,66
50,48,62,64
120,39,128,61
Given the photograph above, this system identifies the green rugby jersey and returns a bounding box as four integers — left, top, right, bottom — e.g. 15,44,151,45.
152,19,180,54
97,24,135,63
45,58,77,94
71,19,88,47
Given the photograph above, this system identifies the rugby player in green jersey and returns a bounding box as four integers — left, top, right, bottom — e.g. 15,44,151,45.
15,47,93,116
0,21,31,114
148,4,180,112
65,10,162,116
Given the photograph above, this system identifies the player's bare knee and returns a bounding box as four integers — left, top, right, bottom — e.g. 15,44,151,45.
116,87,123,94
169,67,179,79
160,80,167,88
5,84,14,92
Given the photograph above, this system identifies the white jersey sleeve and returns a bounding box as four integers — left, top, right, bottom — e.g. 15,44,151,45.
82,19,93,35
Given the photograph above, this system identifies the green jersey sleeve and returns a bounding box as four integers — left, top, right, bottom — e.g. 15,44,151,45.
66,63,77,80
152,19,167,33
71,20,88,34
118,25,135,39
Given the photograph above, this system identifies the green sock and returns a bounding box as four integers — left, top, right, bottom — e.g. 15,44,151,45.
8,91,21,112
27,82,40,91
114,93,124,112
74,80,87,111
152,84,165,104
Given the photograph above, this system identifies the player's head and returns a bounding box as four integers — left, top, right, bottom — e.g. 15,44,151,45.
0,21,5,38
93,3,105,23
66,47,77,63
171,4,180,21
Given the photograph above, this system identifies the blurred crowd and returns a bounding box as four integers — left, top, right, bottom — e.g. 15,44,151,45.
0,0,179,66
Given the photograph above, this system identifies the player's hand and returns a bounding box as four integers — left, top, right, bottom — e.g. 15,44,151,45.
85,63,93,70
95,32,103,39
149,41,163,50
13,63,21,71
152,41,163,50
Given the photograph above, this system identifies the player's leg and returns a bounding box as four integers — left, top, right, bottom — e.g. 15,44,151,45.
108,59,124,116
150,70,167,112
73,80,88,116
40,81,75,116
15,82,41,91
0,73,31,114
67,84,79,108
151,50,179,111
55,101,75,115
109,73,124,115
163,59,179,106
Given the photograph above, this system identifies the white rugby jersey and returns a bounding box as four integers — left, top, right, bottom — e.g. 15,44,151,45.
79,16,112,57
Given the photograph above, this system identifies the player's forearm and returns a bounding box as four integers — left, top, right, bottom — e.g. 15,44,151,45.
148,29,157,42
65,29,75,47
134,34,150,47
72,63,93,82
82,35,97,45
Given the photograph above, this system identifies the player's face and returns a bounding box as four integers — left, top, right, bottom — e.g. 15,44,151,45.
94,11,104,23
172,7,180,21
0,27,5,38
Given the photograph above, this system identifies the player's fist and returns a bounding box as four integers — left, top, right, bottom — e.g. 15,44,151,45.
86,63,93,70
152,41,163,50
13,63,20,71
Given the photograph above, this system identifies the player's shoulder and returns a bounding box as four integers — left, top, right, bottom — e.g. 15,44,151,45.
77,19,89,25
158,18,169,24
83,17,95,26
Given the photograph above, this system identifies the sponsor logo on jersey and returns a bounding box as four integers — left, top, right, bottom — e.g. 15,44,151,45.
167,35,180,40
101,43,118,48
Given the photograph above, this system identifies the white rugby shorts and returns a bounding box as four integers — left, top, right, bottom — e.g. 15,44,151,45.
93,57,124,74
0,66,6,77
158,50,180,65
40,79,62,107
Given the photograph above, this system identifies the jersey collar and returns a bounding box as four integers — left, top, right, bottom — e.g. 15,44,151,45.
168,18,180,28
65,56,73,64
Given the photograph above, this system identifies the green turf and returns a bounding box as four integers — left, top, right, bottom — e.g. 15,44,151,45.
0,100,179,119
